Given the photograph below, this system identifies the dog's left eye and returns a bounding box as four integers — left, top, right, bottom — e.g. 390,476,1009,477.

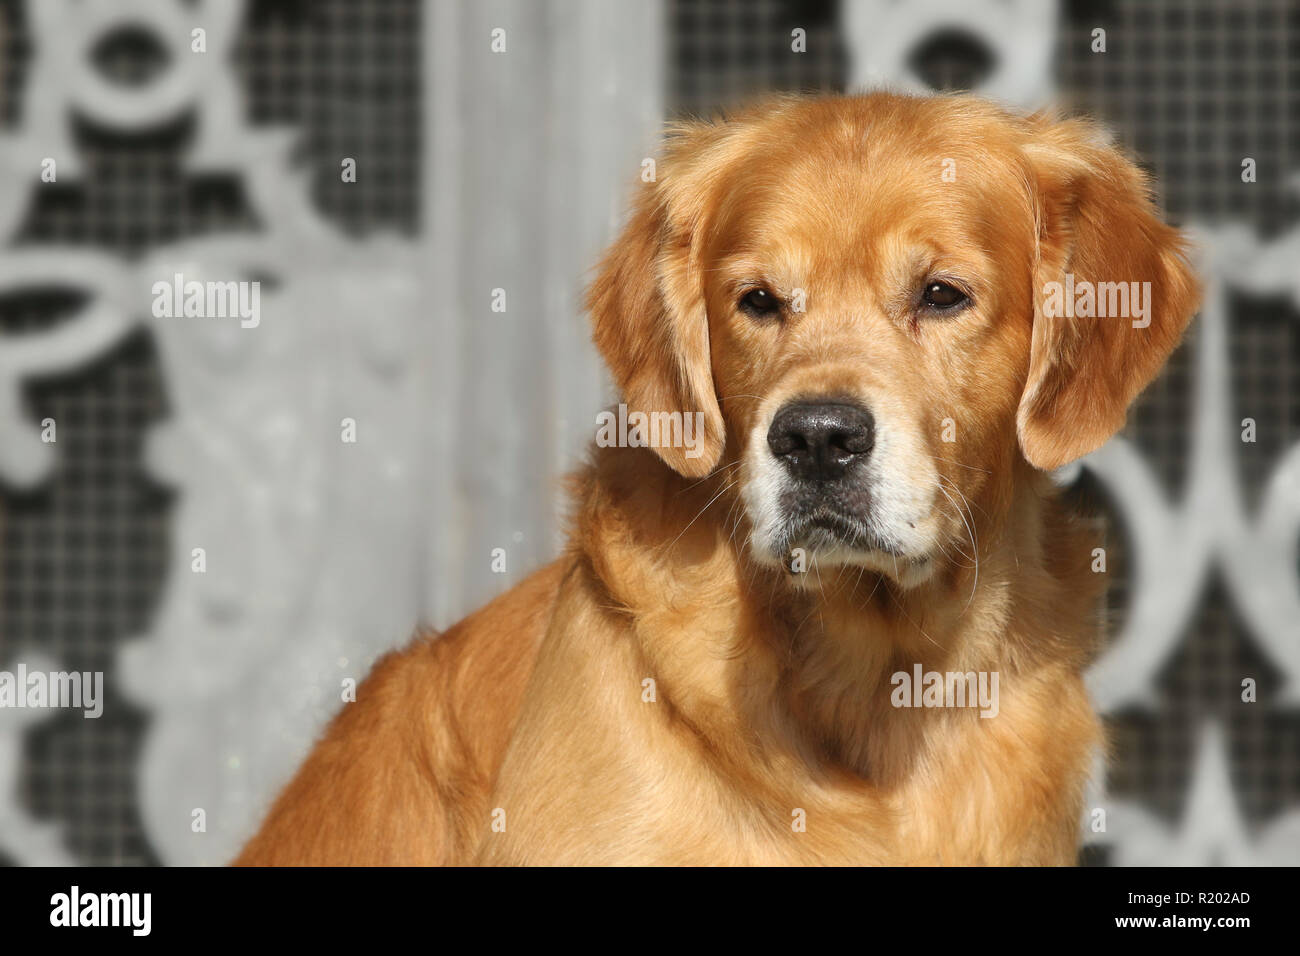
921,281,970,311
739,288,782,318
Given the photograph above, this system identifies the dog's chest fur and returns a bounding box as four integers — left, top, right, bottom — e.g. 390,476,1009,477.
476,451,1101,865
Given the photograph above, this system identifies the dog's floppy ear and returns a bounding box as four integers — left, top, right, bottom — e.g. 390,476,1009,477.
1016,117,1200,471
587,124,731,478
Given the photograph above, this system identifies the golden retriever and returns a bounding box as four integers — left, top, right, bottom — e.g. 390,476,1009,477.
234,92,1199,865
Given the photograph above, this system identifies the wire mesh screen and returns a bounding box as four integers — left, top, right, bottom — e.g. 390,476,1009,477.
0,0,419,866
1056,0,1300,861
0,0,1296,867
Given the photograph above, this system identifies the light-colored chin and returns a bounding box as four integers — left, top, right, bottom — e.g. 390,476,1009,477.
746,531,938,590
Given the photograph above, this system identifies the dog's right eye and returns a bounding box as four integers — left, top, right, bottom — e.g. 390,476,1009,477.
739,288,782,318
921,280,970,312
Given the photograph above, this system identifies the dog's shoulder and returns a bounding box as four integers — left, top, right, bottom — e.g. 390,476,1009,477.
232,560,569,865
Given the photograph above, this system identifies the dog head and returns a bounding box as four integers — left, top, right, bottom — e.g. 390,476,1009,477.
588,93,1198,587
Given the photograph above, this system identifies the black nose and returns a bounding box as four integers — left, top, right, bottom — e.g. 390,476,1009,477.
767,401,875,481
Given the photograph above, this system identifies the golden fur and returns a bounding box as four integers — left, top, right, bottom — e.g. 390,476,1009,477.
235,92,1199,866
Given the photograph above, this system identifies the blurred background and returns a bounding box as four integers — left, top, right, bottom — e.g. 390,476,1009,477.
0,0,1297,866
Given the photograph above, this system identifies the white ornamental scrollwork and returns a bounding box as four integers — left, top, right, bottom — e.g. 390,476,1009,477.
0,0,426,865
844,0,1059,109
1078,220,1300,865
1082,224,1300,712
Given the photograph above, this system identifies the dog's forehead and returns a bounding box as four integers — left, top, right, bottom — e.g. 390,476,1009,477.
709,155,1013,285
705,109,1029,262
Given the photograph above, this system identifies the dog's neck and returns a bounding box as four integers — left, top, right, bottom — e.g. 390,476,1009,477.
573,445,1100,780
